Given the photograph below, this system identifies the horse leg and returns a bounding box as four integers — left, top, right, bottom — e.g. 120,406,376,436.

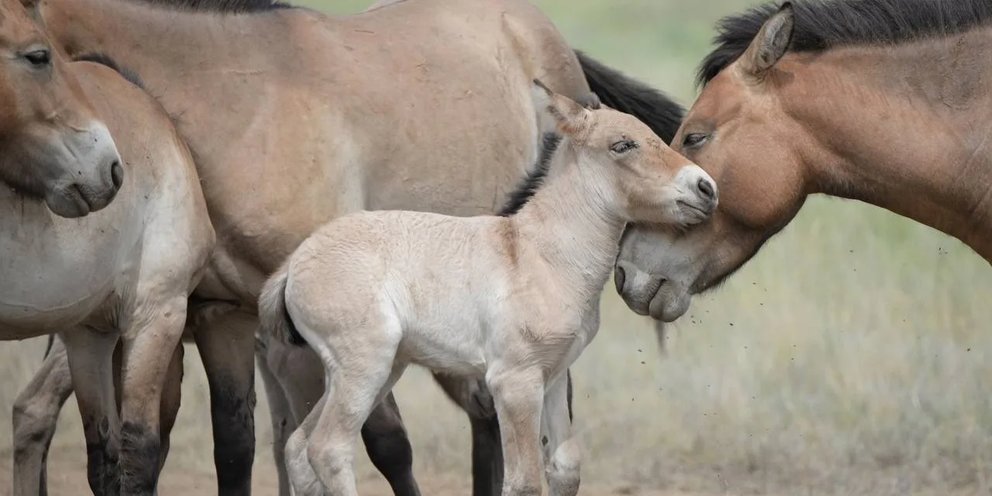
158,342,184,474
433,373,502,496
192,308,256,496
117,296,188,495
486,367,545,496
361,393,421,496
12,336,73,496
541,374,580,496
256,340,294,496
62,328,122,496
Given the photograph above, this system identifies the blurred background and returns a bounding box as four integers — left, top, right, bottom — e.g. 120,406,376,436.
1,1,990,495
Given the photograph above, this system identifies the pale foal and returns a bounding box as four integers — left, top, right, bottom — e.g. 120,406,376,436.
259,81,717,496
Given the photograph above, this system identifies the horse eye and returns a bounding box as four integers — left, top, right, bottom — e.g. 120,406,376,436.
682,133,709,148
23,49,51,67
610,140,638,154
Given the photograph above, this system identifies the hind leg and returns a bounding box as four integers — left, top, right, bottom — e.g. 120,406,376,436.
301,309,405,496
12,336,73,496
192,307,257,496
256,339,295,496
362,392,420,496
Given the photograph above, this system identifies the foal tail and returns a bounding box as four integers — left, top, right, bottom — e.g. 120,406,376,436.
258,265,307,346
574,50,685,144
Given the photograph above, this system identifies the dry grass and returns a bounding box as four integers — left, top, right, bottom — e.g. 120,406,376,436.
1,1,990,495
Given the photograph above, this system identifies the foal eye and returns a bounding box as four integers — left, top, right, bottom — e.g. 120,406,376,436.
609,140,638,154
682,133,709,148
23,49,51,67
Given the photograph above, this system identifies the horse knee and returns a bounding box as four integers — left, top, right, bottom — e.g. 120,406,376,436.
119,421,162,494
547,442,581,496
12,400,54,459
503,481,542,496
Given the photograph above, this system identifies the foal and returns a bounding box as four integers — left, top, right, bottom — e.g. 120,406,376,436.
259,82,717,496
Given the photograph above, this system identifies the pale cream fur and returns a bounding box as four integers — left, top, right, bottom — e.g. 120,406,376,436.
259,84,717,496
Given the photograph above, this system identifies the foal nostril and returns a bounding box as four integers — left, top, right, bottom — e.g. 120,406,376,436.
696,178,715,201
614,265,626,294
111,160,123,190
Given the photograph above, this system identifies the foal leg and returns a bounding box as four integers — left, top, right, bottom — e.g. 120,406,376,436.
487,367,545,496
541,374,580,496
284,394,326,496
62,328,122,496
434,373,503,496
192,307,257,496
304,312,405,496
263,330,421,496
12,336,73,496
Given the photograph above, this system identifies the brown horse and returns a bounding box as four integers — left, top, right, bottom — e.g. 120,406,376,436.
614,0,992,323
18,0,684,494
0,0,121,216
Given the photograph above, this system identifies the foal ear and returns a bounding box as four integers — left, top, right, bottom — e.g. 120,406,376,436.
531,79,589,137
738,2,795,82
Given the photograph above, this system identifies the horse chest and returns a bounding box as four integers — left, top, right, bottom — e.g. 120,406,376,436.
0,194,142,334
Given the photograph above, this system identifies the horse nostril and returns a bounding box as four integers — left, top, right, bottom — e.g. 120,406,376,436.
614,265,626,293
697,178,715,201
111,160,123,189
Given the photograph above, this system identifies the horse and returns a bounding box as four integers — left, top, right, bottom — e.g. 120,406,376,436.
19,0,684,494
258,81,716,496
0,1,215,494
611,0,992,323
0,0,121,217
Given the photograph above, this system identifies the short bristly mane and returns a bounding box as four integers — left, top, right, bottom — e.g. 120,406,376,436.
498,133,561,217
699,0,992,85
131,0,292,13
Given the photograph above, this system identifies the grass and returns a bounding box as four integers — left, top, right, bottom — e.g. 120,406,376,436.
1,1,990,495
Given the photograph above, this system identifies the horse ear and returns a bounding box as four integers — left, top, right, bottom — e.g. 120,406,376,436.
738,2,795,82
530,79,589,137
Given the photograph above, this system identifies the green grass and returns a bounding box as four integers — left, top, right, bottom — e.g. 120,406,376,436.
0,1,989,495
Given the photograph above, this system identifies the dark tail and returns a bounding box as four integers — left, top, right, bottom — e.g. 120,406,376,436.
574,50,685,144
258,265,306,346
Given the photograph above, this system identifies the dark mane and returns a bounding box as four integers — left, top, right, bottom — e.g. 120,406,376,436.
699,0,992,85
498,133,561,217
73,53,145,90
132,0,292,13
575,51,684,144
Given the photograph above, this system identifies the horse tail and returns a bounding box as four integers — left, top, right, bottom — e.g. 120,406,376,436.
258,265,306,346
574,50,685,144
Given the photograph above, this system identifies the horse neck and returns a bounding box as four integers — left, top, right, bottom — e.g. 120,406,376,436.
783,32,992,261
511,144,627,298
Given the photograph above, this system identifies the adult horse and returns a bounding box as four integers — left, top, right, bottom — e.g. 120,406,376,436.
0,0,214,494
613,0,992,322
26,0,684,494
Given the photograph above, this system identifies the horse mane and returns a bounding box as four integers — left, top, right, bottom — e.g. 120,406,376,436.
498,133,561,217
131,0,292,13
699,0,992,85
575,51,684,144
74,53,145,90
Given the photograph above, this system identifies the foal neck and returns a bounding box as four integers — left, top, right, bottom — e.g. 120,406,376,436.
783,31,992,261
511,142,627,298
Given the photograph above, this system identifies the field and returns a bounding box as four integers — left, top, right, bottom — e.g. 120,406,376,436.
1,0,991,495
